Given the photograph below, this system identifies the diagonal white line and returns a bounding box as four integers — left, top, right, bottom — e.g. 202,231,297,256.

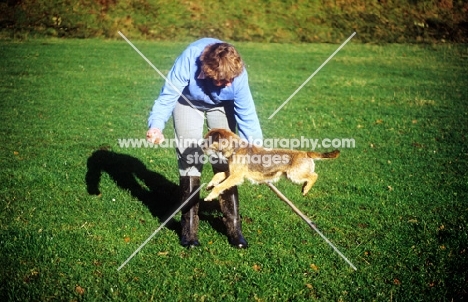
118,31,205,120
268,32,356,119
117,183,206,271
266,183,357,271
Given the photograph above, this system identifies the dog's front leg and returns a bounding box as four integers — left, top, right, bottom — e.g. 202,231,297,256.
206,172,227,191
204,175,244,201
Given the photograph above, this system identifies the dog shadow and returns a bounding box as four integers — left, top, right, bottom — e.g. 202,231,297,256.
85,148,228,241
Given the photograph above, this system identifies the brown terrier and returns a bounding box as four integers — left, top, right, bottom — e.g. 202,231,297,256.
201,128,340,201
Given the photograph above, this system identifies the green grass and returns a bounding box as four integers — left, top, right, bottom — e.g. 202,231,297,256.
1,38,467,301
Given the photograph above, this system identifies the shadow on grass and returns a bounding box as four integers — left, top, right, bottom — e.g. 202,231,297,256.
85,149,180,232
84,148,228,242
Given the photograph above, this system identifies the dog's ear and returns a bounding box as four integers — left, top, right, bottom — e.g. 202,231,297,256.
205,129,222,142
211,130,222,143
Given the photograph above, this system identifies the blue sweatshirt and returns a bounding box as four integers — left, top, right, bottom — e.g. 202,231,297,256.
148,38,263,142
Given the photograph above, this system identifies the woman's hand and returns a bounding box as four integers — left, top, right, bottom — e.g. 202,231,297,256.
146,128,165,144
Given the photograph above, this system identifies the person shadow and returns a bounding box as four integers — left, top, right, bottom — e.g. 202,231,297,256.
85,148,227,242
85,148,181,233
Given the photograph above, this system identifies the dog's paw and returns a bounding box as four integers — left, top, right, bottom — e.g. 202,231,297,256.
204,192,218,201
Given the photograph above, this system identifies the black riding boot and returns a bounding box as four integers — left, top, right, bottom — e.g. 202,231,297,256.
219,186,248,248
180,176,201,247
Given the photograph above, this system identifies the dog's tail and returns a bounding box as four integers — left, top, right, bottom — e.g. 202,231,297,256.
307,150,340,159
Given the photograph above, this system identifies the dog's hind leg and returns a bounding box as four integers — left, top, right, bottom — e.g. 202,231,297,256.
302,172,318,195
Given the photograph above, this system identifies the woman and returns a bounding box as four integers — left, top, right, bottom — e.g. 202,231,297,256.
146,38,262,248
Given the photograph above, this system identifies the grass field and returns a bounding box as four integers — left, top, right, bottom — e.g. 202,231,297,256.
0,38,467,301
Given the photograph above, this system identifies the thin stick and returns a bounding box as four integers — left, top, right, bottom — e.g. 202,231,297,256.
265,183,357,271
117,31,204,120
117,183,206,271
268,32,356,119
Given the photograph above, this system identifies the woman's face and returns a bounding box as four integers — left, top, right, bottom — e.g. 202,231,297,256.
212,79,232,87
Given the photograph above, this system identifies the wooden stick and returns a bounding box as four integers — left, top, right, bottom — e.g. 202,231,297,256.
265,183,357,271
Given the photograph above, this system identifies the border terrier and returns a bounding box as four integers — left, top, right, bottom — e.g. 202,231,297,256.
201,128,339,201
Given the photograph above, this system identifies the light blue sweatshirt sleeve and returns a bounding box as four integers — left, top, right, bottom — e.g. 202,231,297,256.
147,48,192,130
233,70,263,143
147,38,263,145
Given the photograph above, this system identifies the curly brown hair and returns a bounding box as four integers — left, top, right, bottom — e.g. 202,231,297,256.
199,43,244,82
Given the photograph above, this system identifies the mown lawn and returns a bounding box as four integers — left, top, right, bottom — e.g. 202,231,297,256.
0,38,467,301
